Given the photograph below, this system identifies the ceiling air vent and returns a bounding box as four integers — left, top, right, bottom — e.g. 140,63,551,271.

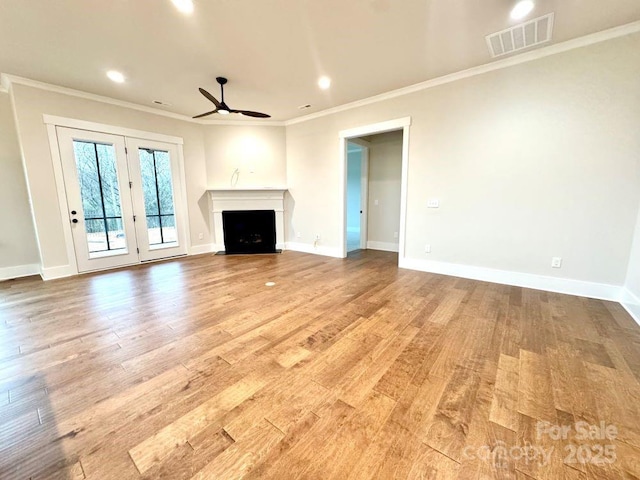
486,13,554,58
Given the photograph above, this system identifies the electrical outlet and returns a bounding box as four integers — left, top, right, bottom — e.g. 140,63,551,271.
315,234,321,241
374,199,379,206
425,244,431,254
296,232,301,239
551,257,562,268
393,232,398,239
198,232,204,240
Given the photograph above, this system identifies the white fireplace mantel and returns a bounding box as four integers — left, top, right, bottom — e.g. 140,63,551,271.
208,187,288,251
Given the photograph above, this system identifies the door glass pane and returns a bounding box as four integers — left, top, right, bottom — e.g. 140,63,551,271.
139,148,177,248
73,141,128,257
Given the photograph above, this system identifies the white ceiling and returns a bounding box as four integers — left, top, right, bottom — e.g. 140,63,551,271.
1,0,639,121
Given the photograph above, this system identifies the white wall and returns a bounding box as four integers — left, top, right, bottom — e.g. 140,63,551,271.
9,83,210,273
203,125,286,188
0,92,40,277
286,33,640,289
366,131,402,251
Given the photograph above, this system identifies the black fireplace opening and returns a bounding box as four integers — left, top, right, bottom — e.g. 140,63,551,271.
222,210,277,254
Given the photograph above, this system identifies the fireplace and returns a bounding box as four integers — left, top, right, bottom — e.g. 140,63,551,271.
208,188,287,253
222,210,277,254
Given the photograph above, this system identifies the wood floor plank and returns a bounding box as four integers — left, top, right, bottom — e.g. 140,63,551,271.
128,371,273,473
0,250,638,479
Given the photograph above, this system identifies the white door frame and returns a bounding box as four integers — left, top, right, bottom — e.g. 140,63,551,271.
339,117,411,261
125,137,189,262
346,138,370,250
44,115,189,277
56,127,140,273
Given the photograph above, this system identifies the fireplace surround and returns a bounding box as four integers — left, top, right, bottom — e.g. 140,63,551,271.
209,188,287,253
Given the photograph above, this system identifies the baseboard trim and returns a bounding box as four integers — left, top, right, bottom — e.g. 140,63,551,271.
399,257,621,301
189,243,215,255
366,241,399,253
0,263,41,281
41,264,76,281
621,288,640,326
285,242,343,258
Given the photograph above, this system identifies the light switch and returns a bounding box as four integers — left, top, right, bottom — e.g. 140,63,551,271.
427,199,440,208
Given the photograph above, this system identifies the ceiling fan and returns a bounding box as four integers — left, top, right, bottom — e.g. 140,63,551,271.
193,77,270,119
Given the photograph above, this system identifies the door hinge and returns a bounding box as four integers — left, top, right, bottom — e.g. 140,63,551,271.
129,181,132,188
133,215,136,222
125,147,128,154
136,247,139,254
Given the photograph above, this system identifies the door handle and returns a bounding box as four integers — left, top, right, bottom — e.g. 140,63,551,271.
72,219,78,224
71,210,77,215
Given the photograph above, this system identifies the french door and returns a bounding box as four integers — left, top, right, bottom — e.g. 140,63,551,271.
57,127,187,273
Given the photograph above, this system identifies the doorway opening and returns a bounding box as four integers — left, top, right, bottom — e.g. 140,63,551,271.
346,131,403,255
340,117,410,261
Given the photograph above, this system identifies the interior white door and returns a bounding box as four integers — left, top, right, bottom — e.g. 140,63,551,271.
57,127,139,272
126,138,188,261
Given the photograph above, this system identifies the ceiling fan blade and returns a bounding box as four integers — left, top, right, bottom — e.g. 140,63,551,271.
192,109,218,119
199,88,221,108
233,109,271,118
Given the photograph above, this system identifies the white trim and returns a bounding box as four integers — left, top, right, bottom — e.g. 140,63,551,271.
348,138,371,149
43,115,184,144
285,242,343,258
286,20,640,126
339,117,411,261
339,117,412,140
40,264,76,281
621,288,640,326
399,257,621,302
2,74,285,127
3,21,639,128
398,125,410,264
46,123,79,275
0,264,40,281
189,244,215,255
366,241,399,253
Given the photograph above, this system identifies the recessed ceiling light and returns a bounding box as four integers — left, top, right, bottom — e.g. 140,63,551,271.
510,0,534,20
318,76,331,90
171,0,194,14
106,70,125,83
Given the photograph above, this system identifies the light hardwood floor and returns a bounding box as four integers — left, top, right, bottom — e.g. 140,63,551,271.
0,250,639,479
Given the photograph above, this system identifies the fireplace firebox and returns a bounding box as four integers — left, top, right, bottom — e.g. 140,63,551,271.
221,210,278,254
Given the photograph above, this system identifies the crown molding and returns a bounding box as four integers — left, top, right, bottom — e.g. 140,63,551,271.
2,20,639,129
285,20,640,126
0,73,285,127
